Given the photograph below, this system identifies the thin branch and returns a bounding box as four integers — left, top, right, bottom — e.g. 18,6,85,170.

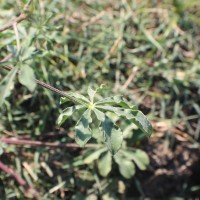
0,137,99,148
0,13,27,33
0,54,12,63
0,161,39,200
0,65,85,104
0,0,33,33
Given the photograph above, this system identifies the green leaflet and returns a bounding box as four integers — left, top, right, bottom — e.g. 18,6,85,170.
60,97,70,104
0,67,18,107
120,149,149,170
97,152,112,177
87,87,96,102
57,105,86,126
96,105,152,136
68,92,90,104
99,116,123,155
83,147,107,164
131,110,152,136
114,155,135,179
95,95,136,109
75,109,93,147
93,108,105,121
18,64,36,92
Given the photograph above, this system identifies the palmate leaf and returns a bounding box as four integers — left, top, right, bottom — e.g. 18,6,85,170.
99,116,123,155
58,87,152,155
75,109,93,147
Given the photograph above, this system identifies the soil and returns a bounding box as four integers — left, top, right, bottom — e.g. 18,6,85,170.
129,136,200,199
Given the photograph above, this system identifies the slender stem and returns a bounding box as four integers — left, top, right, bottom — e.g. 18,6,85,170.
0,0,33,33
0,161,39,200
0,54,12,63
1,65,86,105
0,13,27,33
13,22,21,51
0,137,99,148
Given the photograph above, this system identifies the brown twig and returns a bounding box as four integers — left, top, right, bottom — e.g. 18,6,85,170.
0,54,12,63
0,0,33,33
0,13,27,33
0,137,99,148
0,161,39,200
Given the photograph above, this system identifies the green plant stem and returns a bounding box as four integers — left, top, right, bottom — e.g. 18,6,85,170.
13,22,21,51
1,65,85,105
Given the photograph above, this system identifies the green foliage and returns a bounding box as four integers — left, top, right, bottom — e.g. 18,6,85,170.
0,0,199,199
0,67,18,107
72,146,149,179
18,64,36,91
0,45,38,106
58,87,152,154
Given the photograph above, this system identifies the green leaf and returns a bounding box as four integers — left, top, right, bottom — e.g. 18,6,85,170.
83,147,107,164
96,106,152,136
93,108,105,121
57,105,85,126
0,67,18,107
75,109,93,147
114,155,135,179
99,116,123,155
96,95,136,109
121,149,149,170
87,87,96,102
96,105,131,116
60,97,70,105
98,152,112,177
18,64,36,92
69,92,90,104
7,45,18,57
20,46,38,61
131,111,152,136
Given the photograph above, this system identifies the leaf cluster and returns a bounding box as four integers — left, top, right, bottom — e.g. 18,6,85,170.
58,86,152,154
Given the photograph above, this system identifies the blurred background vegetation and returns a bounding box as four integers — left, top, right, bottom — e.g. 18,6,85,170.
0,0,200,199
